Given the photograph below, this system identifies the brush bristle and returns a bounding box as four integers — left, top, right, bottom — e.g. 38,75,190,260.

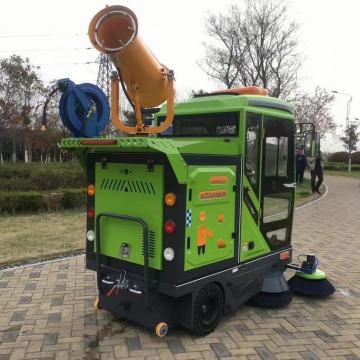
249,290,293,308
288,275,335,297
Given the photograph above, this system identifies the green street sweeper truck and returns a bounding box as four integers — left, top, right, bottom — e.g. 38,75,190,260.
47,5,334,337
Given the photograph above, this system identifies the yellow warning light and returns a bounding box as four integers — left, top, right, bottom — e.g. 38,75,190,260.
165,193,176,206
87,184,95,196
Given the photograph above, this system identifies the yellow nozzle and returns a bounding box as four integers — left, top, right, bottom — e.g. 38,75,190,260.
89,6,165,107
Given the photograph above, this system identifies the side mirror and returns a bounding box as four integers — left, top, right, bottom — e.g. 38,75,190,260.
304,132,320,157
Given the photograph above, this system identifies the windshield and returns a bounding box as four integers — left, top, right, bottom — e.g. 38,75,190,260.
158,112,239,137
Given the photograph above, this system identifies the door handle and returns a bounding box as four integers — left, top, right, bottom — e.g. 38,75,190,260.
283,182,296,188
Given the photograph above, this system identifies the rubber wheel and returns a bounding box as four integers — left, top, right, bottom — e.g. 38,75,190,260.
193,283,223,336
94,297,101,311
155,322,168,337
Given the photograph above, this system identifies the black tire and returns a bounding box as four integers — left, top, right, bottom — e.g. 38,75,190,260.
192,283,224,336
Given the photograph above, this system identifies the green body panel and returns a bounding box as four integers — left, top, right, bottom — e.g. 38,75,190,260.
159,94,293,120
184,166,236,271
164,138,241,156
61,137,188,184
95,162,164,270
60,93,295,273
240,205,271,261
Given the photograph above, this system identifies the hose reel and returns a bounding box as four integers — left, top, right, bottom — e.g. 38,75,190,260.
42,78,110,138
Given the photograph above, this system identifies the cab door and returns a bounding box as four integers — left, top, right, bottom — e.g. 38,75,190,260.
260,116,294,250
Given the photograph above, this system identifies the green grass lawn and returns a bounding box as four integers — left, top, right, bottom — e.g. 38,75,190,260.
325,170,360,178
0,179,321,267
0,209,85,267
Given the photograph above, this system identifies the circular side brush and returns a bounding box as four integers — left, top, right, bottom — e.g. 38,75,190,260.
288,270,335,297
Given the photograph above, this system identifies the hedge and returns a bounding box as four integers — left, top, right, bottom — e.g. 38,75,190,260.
0,162,86,191
0,189,86,214
324,162,360,172
328,151,360,164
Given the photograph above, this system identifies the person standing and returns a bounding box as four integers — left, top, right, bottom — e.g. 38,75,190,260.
309,151,324,194
296,149,307,184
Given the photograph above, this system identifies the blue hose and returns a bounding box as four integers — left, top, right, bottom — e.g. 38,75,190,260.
58,79,110,137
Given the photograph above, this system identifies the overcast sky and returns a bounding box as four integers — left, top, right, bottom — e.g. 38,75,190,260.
0,0,359,151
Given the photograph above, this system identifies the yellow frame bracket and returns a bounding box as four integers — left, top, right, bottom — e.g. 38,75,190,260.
111,72,175,135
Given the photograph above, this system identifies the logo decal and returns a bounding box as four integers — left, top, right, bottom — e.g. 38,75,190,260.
199,190,227,200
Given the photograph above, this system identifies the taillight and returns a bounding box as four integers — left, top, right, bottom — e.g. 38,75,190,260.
164,220,176,234
87,184,95,196
164,192,176,206
87,207,95,219
280,250,290,261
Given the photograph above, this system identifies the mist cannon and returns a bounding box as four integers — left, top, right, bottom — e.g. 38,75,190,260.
88,5,175,134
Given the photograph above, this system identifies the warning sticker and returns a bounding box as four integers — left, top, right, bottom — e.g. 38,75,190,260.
210,175,228,184
199,190,227,200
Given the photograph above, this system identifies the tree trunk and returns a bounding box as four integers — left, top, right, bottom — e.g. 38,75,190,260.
29,143,32,163
24,137,28,163
348,151,352,172
41,152,43,163
12,136,16,163
0,152,3,164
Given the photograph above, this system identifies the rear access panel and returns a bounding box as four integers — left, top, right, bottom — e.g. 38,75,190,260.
184,166,236,271
95,162,164,270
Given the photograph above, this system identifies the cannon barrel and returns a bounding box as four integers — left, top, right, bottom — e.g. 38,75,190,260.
88,5,170,109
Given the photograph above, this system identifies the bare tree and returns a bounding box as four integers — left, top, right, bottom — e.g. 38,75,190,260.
295,87,336,138
340,120,360,172
0,55,45,163
201,0,300,99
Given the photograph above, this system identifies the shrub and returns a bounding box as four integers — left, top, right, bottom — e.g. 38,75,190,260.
328,151,360,164
352,151,360,164
0,162,86,191
64,189,86,209
0,189,86,214
328,152,349,163
0,192,45,213
324,162,360,171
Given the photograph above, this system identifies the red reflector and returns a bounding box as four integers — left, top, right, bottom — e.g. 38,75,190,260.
164,220,176,234
280,251,290,261
80,139,118,145
87,208,95,219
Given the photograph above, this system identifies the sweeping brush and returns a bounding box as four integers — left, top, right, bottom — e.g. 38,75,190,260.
249,289,293,308
249,271,293,308
288,269,335,297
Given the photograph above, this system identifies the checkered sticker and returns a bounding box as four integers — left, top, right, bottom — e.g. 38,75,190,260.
186,209,192,228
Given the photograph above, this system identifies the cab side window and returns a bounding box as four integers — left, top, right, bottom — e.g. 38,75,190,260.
245,113,261,195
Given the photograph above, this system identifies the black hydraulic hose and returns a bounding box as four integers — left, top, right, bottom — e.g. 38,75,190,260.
115,66,135,111
41,87,59,130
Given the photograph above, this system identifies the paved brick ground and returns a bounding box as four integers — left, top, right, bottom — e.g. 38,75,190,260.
0,175,359,360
